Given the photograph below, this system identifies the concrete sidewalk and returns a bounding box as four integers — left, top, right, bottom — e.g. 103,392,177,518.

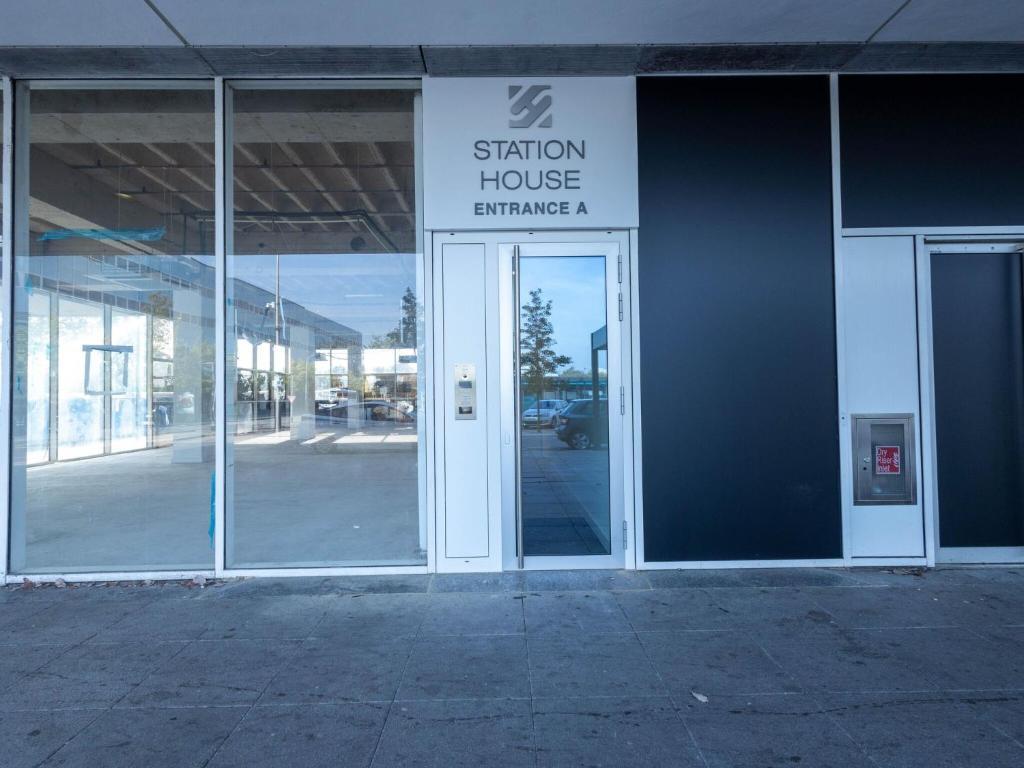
1,567,1023,767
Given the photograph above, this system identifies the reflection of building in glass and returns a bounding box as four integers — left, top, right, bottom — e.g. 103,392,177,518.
20,250,423,463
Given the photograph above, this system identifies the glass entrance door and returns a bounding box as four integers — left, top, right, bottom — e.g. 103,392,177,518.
501,239,629,569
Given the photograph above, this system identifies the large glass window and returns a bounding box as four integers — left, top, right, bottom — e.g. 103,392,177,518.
10,87,216,572
225,87,424,568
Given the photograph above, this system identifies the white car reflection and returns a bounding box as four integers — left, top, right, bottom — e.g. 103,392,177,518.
521,399,569,427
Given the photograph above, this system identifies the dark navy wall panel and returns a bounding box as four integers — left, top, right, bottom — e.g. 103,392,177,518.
637,76,841,562
840,74,1024,229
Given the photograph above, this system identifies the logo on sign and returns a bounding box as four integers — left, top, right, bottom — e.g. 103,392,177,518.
875,445,901,475
508,85,553,128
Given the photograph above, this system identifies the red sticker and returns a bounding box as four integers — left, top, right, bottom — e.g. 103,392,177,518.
875,445,901,475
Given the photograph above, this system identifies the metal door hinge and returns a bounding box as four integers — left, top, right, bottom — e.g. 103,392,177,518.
622,520,629,549
619,385,625,415
617,292,623,321
617,253,623,284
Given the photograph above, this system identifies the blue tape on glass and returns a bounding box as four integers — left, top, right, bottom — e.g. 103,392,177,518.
38,226,166,242
209,472,216,548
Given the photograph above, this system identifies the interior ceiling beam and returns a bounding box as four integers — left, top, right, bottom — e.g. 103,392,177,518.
28,111,411,144
141,142,214,196
366,142,414,229
318,141,392,236
188,141,272,231
273,141,359,235
232,229,413,255
234,143,327,232
27,147,172,256
96,141,208,214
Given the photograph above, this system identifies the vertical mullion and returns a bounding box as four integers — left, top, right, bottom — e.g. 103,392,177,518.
214,77,227,575
829,72,853,564
413,91,430,564
0,76,13,579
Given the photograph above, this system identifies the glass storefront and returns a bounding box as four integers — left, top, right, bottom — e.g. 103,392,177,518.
4,81,423,573
5,81,424,574
225,87,424,567
10,87,217,572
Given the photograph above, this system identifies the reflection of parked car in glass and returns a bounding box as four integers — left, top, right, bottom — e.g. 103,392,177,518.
314,387,355,405
521,399,569,427
554,398,608,449
317,399,415,426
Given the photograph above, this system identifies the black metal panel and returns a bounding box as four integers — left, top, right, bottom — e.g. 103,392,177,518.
932,251,1024,548
637,76,841,562
840,74,1024,229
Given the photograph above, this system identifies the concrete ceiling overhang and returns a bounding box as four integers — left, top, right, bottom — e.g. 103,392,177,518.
0,0,1023,76
1,43,1024,78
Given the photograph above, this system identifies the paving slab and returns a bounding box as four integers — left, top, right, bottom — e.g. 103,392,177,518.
710,587,839,633
757,627,945,694
117,639,300,708
0,709,99,768
428,572,526,593
523,591,632,634
1,641,187,711
372,699,534,768
524,569,651,592
614,588,735,631
313,593,428,640
680,693,876,768
0,566,1020,767
418,593,525,636
966,693,1024,745
206,702,387,768
533,696,703,768
805,585,960,629
260,636,414,704
397,635,530,701
824,692,1024,768
528,631,664,698
640,630,801,696
40,706,246,768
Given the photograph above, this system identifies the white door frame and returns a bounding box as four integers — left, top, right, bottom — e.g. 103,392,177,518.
499,236,631,570
916,234,1024,565
431,229,636,572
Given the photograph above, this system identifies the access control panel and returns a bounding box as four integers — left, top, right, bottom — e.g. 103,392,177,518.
453,363,477,420
852,414,916,505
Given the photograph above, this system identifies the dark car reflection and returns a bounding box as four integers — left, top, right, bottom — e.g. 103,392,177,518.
316,399,415,427
554,398,608,450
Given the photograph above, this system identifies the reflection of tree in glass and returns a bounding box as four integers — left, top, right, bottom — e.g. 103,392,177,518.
370,287,418,348
520,288,571,427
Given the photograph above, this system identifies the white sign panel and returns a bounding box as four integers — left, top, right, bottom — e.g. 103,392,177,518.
423,77,638,230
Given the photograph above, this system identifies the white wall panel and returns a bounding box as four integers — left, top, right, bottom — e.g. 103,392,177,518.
840,235,925,558
438,242,494,564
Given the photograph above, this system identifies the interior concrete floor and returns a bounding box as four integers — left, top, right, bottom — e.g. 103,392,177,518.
1,566,1023,767
14,424,608,573
15,427,424,573
520,428,610,556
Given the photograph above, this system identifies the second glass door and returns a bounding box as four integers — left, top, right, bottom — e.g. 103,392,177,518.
504,239,628,569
